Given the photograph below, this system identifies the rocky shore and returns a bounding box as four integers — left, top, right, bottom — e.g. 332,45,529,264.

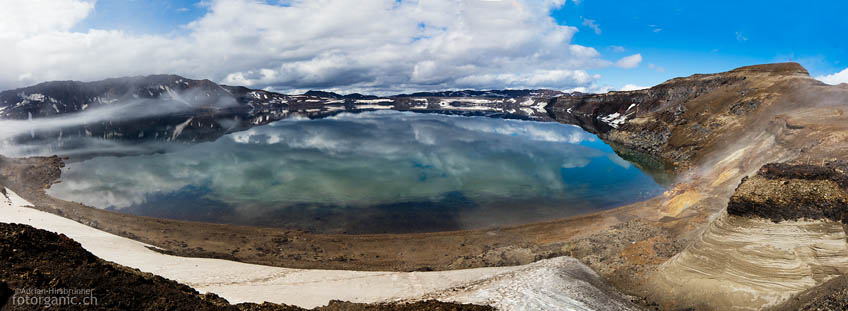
0,187,641,310
0,222,492,311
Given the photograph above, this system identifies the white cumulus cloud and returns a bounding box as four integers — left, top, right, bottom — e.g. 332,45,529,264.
615,54,642,69
0,0,631,94
816,68,848,85
619,84,648,91
0,0,93,36
581,18,601,35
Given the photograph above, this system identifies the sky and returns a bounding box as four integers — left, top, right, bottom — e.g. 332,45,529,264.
0,0,845,95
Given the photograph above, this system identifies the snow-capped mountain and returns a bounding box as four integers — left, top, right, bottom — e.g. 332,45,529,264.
0,75,567,144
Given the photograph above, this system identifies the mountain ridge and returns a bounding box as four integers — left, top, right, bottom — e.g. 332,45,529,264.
0,75,563,145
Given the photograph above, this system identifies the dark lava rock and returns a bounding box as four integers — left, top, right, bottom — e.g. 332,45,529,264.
770,274,848,311
0,223,493,311
0,282,11,308
1,222,243,310
727,162,848,223
758,162,848,188
728,99,761,115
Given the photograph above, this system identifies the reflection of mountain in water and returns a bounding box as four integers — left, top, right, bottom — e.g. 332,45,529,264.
0,75,669,183
46,111,667,233
0,74,568,155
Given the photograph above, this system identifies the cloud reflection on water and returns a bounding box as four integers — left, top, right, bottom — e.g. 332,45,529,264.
46,111,663,233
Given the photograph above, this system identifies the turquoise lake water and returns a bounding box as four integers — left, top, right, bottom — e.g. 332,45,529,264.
47,111,665,233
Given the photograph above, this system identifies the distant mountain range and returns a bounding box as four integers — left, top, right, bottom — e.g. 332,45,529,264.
0,75,569,144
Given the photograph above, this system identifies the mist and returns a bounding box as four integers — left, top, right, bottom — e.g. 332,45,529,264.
0,86,242,153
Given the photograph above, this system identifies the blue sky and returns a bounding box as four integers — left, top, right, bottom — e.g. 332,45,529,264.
3,0,846,93
552,0,847,88
73,0,207,35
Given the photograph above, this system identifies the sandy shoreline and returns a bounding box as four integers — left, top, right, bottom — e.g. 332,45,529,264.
1,187,638,310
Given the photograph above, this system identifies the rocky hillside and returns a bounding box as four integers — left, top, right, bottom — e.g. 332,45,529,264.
625,63,848,310
546,62,814,169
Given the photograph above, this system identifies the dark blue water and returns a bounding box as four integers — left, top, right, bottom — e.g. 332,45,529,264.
47,111,665,233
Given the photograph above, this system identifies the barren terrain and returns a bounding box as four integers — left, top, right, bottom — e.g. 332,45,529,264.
2,63,848,310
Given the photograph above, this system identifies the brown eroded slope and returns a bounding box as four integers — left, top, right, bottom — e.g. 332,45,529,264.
548,62,814,169
647,161,848,310
489,62,848,309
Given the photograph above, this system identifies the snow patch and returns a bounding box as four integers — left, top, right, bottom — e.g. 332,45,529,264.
532,100,548,112
457,98,495,104
454,105,495,111
24,93,46,101
355,104,392,110
354,99,394,104
171,117,194,140
599,112,628,128
420,257,639,311
100,97,118,105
